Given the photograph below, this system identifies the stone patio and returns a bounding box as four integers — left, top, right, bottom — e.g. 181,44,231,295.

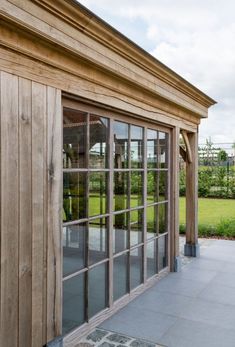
81,237,235,347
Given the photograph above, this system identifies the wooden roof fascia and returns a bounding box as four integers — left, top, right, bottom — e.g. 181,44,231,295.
30,0,216,109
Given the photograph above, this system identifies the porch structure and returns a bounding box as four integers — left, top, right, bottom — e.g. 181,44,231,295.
0,1,215,347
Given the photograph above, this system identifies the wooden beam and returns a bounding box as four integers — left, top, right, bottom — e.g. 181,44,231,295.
181,130,193,163
185,131,199,253
179,145,187,162
170,126,180,271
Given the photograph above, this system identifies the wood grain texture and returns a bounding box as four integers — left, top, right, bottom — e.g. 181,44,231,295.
31,81,46,347
169,126,180,271
47,86,62,340
18,77,32,347
0,71,19,347
186,131,198,245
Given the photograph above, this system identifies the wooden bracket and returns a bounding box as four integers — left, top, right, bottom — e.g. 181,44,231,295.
179,145,187,162
181,130,193,163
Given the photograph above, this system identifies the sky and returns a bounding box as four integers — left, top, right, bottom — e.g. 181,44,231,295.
78,0,235,146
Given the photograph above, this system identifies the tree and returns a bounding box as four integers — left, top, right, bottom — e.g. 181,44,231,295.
217,149,228,163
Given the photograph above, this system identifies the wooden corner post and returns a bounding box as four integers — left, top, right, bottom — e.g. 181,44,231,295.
184,130,200,257
170,126,181,272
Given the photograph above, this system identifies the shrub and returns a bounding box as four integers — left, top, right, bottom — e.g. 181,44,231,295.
179,218,235,239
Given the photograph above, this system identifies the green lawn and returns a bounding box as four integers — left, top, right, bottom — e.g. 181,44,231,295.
179,197,235,226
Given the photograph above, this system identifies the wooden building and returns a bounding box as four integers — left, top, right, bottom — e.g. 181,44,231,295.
0,1,215,346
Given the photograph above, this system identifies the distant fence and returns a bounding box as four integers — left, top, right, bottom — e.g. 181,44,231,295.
180,142,235,199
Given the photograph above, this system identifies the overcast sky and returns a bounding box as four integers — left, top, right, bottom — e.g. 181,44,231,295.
79,0,235,145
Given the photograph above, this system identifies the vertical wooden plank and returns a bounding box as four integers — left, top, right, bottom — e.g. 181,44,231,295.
170,126,180,271
31,81,46,347
0,71,19,347
47,86,62,341
18,77,32,347
186,131,198,245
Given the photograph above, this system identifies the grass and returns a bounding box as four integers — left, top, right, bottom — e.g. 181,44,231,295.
179,197,235,238
64,194,235,238
179,197,235,225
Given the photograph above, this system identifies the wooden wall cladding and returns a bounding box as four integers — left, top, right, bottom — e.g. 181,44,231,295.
0,71,62,347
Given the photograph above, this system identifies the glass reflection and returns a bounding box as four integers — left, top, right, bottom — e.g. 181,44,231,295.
130,247,143,290
89,172,107,217
147,171,158,204
113,213,128,254
63,274,85,334
147,205,157,239
147,240,157,278
114,121,129,169
89,218,108,265
88,263,108,318
113,253,128,301
130,209,143,247
114,172,128,211
130,172,143,208
159,132,168,168
159,203,167,234
63,172,87,222
63,108,87,169
147,129,158,168
63,224,86,277
158,235,168,270
159,171,168,201
89,115,108,169
130,125,143,168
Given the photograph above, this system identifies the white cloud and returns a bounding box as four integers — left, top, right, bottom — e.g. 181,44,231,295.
78,0,235,145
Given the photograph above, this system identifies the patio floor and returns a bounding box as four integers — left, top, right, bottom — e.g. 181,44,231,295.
80,238,235,347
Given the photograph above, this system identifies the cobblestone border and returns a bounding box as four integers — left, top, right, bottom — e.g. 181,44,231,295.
77,328,165,347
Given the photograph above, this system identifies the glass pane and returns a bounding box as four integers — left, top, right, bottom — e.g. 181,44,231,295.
147,171,158,204
159,203,168,234
89,115,109,169
63,172,87,222
130,247,143,290
89,218,108,265
63,108,87,169
63,224,86,277
89,172,107,217
114,172,128,211
159,171,168,201
147,205,157,239
158,235,168,270
63,274,85,334
113,253,128,301
114,121,129,169
159,132,168,168
130,209,143,247
130,125,143,168
147,240,157,278
147,129,158,168
113,213,128,254
130,172,143,208
88,263,108,318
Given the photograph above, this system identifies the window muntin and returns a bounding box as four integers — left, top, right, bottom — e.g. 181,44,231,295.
62,106,169,334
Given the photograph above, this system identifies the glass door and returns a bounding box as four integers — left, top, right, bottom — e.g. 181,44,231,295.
62,103,169,336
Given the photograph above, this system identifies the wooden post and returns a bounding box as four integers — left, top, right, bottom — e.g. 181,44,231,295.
184,130,200,257
170,126,181,272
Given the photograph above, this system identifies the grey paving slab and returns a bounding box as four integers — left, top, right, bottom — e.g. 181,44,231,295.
210,271,235,288
152,274,207,297
100,306,177,342
159,318,235,347
185,257,226,271
178,297,235,330
97,239,235,347
174,266,217,283
198,281,235,306
127,291,193,317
